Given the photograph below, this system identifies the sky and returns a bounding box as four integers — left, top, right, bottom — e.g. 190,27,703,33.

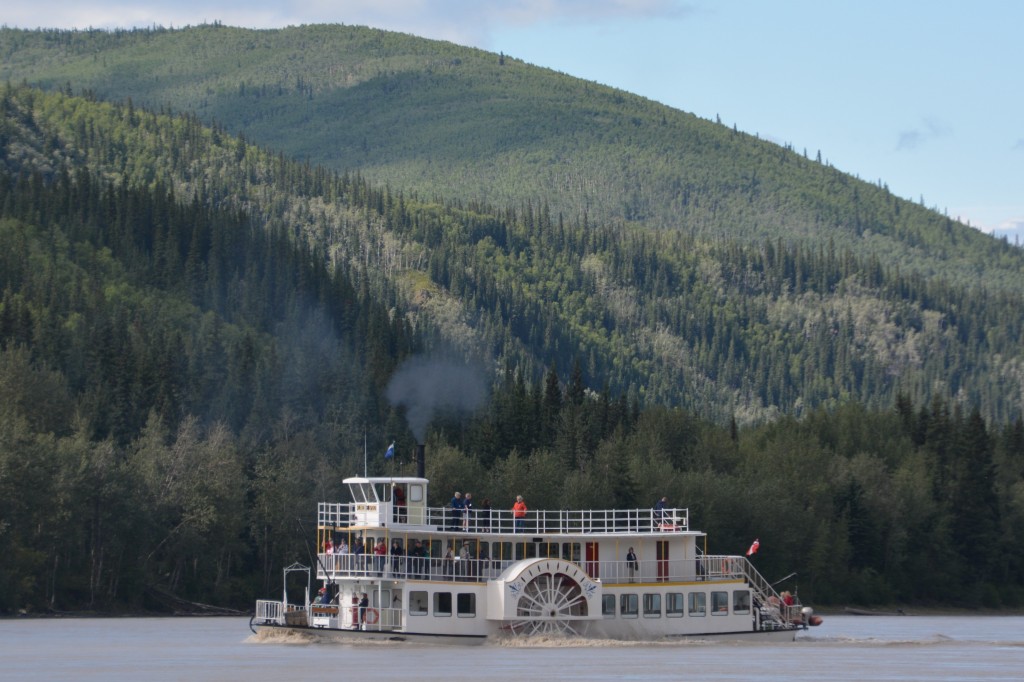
6,0,1023,243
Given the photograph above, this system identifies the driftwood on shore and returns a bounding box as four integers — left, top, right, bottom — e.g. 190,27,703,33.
144,586,247,616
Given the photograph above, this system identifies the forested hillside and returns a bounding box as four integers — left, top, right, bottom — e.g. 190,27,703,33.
1,83,1023,615
2,83,1022,425
2,24,1022,297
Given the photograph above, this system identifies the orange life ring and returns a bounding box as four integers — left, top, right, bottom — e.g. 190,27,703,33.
364,607,380,625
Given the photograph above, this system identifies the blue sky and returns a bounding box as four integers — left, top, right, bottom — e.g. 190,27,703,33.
7,0,1023,242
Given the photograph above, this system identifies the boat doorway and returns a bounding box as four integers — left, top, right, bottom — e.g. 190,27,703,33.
586,542,600,578
656,540,669,581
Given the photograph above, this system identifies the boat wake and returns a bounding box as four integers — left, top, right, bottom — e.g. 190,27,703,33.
797,633,1024,648
246,629,318,644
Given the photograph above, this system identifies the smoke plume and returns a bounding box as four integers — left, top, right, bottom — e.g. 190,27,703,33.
386,355,487,442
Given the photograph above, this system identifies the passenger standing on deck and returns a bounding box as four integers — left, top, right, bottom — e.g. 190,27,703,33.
410,539,427,578
627,547,638,582
443,544,454,577
390,539,405,577
450,491,465,530
654,497,668,525
479,498,492,532
513,495,527,532
463,492,474,531
393,484,407,523
373,538,387,576
336,537,349,571
353,537,365,572
358,593,369,630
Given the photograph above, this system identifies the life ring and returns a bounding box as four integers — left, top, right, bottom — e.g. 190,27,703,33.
364,607,380,625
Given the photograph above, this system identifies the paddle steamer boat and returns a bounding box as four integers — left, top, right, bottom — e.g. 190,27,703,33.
253,471,820,643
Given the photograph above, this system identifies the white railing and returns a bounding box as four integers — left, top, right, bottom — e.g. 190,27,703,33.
255,599,285,624
315,553,758,586
318,502,688,534
257,598,404,631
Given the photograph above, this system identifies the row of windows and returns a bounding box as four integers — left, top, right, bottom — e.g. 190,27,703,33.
603,590,750,618
409,591,477,617
343,539,583,562
404,589,750,620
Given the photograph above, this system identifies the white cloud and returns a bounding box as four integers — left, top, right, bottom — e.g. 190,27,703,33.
895,117,950,152
991,217,1024,246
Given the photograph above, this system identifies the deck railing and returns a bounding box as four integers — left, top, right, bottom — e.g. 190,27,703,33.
318,502,688,534
255,599,403,631
315,552,753,586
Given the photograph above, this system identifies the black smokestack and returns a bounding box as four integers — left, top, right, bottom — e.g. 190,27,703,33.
417,443,425,479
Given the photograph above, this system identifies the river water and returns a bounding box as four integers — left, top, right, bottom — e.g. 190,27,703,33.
2,614,1022,681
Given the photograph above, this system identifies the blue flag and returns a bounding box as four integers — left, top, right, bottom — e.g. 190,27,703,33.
385,442,395,460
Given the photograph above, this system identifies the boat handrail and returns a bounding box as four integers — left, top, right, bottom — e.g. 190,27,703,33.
315,552,757,586
319,501,689,534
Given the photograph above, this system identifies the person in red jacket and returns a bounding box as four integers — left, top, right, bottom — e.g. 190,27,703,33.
512,495,527,533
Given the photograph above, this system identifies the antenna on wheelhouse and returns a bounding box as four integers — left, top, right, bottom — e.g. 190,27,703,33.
363,431,367,477
416,443,425,479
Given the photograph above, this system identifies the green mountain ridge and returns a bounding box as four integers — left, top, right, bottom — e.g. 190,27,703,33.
2,23,1023,423
2,24,1019,292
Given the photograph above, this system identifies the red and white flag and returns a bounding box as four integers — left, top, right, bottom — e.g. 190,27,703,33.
746,539,760,556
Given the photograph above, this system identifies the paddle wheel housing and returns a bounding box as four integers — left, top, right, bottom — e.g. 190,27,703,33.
487,558,603,635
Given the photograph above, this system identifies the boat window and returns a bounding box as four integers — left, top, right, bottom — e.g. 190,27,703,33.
711,591,729,615
457,593,476,617
562,543,581,562
408,484,423,503
602,595,616,617
666,593,684,617
688,592,706,616
620,594,638,618
733,590,751,614
348,483,371,503
434,592,452,617
515,541,537,560
409,591,428,615
496,542,512,562
370,590,391,611
541,542,559,558
643,593,662,617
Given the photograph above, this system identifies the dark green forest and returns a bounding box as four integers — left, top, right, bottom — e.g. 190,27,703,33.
1,83,1023,615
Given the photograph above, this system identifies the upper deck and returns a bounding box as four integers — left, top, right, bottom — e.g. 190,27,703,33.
322,476,690,537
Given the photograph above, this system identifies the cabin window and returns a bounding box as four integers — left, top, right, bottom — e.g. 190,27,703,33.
643,593,662,617
620,594,638,618
711,591,729,615
602,595,616,617
562,542,581,563
733,590,751,614
541,542,559,558
496,542,512,562
666,592,684,617
688,592,706,616
409,591,428,615
434,592,452,616
408,484,423,503
457,593,476,617
515,541,537,560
